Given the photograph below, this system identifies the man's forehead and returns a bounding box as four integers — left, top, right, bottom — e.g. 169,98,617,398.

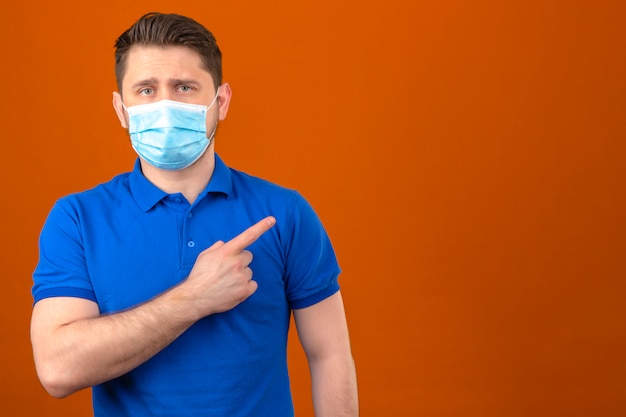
123,45,213,84
125,44,203,65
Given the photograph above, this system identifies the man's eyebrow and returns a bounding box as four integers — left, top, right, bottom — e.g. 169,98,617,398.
132,78,200,88
169,78,201,86
130,78,158,89
130,78,201,89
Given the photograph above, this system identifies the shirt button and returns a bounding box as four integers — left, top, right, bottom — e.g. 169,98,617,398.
175,198,182,203
187,241,195,248
187,212,193,218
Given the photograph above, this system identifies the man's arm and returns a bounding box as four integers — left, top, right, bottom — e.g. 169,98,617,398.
294,291,359,417
30,216,275,398
31,291,199,398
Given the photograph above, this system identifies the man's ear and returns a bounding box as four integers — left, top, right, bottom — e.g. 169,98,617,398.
112,92,128,129
217,83,232,121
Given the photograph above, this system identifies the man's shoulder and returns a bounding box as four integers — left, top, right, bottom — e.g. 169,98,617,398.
56,171,132,207
228,166,300,200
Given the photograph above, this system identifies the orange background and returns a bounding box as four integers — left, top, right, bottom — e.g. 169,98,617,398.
1,1,625,416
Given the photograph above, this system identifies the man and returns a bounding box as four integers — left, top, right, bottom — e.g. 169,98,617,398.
31,12,358,417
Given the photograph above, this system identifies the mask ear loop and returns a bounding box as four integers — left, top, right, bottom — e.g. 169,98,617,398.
205,87,221,144
119,101,131,130
207,86,220,110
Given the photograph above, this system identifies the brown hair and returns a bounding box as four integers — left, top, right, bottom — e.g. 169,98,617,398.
114,12,222,91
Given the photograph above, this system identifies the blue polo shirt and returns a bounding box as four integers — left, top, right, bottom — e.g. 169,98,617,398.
32,154,340,417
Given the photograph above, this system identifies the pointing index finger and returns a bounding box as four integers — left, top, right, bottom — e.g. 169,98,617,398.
225,216,276,253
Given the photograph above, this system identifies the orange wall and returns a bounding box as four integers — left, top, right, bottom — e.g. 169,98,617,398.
1,1,625,415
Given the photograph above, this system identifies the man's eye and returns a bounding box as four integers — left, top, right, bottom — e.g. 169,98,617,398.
139,88,153,95
179,85,192,92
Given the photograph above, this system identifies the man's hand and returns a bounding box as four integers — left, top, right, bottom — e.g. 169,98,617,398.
183,216,276,318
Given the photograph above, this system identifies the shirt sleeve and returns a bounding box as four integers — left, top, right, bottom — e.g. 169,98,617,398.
32,197,97,304
282,192,341,309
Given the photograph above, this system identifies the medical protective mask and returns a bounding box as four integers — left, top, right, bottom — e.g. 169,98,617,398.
124,89,220,170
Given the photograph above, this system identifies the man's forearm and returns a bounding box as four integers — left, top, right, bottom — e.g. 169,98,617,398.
310,354,359,417
32,283,199,398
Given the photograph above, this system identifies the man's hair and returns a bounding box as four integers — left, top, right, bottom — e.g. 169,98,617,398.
114,12,222,91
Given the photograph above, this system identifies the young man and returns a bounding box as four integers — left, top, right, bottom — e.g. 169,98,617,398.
31,12,358,417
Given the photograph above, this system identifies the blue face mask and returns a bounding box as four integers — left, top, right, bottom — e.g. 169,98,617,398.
124,89,220,171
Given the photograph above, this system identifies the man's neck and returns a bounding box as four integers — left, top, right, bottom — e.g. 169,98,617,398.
140,149,216,205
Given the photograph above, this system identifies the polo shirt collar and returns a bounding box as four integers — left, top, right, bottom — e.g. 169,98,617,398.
206,154,234,196
129,154,233,212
